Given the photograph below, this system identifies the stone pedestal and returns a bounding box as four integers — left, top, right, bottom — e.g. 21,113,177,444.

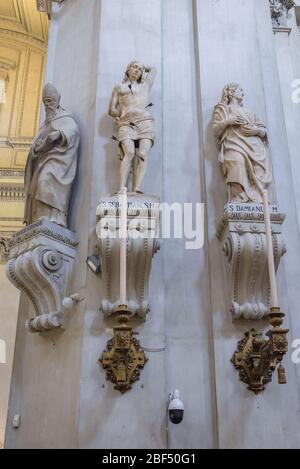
6,219,78,332
217,204,286,320
96,194,160,319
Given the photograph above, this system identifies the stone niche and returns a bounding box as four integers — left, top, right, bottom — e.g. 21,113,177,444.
217,203,286,320
96,193,160,319
6,219,78,333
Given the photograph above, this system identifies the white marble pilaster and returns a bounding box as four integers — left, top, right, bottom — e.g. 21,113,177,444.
162,0,216,450
272,12,300,231
194,0,300,449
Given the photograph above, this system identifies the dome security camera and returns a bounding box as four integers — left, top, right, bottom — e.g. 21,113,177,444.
168,390,184,424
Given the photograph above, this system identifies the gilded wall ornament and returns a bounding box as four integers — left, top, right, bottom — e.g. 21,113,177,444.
232,307,289,394
99,306,147,393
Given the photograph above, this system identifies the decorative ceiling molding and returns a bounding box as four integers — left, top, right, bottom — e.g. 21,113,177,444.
0,185,25,201
0,27,48,50
0,57,16,71
0,170,24,177
0,0,49,44
0,136,33,145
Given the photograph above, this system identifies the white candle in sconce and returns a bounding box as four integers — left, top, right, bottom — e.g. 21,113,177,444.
119,187,128,306
262,190,279,309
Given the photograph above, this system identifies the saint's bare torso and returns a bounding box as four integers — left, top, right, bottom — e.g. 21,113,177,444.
118,81,152,125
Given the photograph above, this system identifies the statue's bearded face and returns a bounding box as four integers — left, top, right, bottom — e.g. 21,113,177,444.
128,62,143,82
43,96,59,114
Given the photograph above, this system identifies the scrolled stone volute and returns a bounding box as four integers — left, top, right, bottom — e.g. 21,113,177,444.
217,204,286,320
96,194,160,319
6,220,78,333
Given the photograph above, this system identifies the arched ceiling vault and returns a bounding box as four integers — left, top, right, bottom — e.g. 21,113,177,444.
0,0,49,44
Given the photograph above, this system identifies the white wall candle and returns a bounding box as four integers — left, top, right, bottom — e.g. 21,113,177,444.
262,190,279,309
119,187,127,306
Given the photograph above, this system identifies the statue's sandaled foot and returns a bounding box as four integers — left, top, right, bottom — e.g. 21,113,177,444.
133,189,144,195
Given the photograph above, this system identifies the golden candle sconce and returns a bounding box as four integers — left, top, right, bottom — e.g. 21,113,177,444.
99,305,147,393
231,307,289,394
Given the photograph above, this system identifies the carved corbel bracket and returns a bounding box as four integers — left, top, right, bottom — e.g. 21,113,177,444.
217,204,286,320
6,219,78,333
96,194,160,319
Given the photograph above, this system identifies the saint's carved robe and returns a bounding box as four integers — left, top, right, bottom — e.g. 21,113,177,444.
213,103,272,203
24,109,80,227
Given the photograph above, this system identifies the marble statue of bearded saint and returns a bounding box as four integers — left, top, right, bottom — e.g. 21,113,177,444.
213,83,272,204
109,61,156,193
24,83,80,228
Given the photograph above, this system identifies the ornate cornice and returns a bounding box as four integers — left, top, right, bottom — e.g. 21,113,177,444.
0,185,24,201
9,219,79,252
0,170,24,177
216,205,286,241
0,28,48,51
5,136,33,144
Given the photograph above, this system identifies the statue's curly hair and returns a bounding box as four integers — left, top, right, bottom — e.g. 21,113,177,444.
122,61,146,84
221,83,243,105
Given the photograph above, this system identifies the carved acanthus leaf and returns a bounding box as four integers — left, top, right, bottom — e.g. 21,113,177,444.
270,0,295,25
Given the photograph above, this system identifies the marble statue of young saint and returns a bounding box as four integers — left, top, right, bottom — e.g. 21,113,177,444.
24,83,80,228
109,61,156,193
213,83,272,204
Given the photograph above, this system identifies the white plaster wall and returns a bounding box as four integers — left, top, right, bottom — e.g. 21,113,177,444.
0,264,18,448
78,0,165,449
272,8,300,231
162,0,216,449
5,0,300,449
195,0,300,448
